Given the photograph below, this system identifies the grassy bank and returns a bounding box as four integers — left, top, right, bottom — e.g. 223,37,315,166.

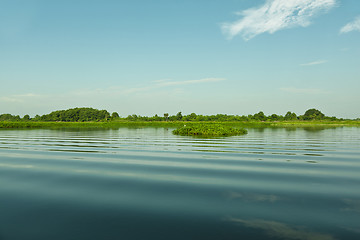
0,120,359,130
0,121,185,129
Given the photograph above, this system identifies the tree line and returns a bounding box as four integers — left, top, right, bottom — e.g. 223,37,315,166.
124,108,340,122
0,108,110,122
0,107,351,122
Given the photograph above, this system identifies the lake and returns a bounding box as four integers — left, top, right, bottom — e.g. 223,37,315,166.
0,127,359,240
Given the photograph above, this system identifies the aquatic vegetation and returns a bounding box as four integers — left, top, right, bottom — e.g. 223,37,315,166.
172,124,247,137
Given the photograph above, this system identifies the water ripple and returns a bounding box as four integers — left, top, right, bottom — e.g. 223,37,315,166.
1,127,360,239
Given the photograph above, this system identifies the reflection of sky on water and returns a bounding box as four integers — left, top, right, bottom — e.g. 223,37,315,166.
227,218,335,240
1,127,360,239
0,163,33,169
227,191,279,203
342,199,360,214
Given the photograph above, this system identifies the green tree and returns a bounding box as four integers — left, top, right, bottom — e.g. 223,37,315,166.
284,111,297,120
269,114,280,121
303,108,325,120
23,115,30,121
176,112,183,120
111,112,120,119
33,115,41,121
253,111,266,121
164,113,169,121
126,114,138,121
185,112,197,121
0,114,20,121
152,114,162,121
39,108,110,122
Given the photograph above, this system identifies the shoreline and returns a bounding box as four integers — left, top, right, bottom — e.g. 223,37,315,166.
1,120,359,129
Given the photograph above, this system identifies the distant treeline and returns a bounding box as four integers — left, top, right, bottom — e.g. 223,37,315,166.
0,108,110,122
0,107,357,122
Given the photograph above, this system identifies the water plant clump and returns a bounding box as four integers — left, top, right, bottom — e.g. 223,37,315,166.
172,124,247,137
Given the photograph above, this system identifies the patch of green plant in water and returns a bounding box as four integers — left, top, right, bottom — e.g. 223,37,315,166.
172,124,247,137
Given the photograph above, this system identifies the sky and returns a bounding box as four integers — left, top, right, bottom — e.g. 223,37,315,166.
0,0,359,118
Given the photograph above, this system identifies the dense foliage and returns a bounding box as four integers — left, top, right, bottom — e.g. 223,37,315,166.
0,108,355,123
172,124,248,137
0,114,21,121
123,110,341,122
303,108,325,120
38,108,110,122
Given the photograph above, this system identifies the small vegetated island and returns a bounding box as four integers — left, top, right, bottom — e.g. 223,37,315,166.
172,124,247,137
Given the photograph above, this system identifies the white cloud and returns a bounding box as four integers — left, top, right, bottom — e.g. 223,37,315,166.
300,60,327,66
222,0,337,40
0,96,23,103
155,78,226,87
68,78,226,96
0,93,41,103
120,78,226,94
280,87,330,94
340,16,360,34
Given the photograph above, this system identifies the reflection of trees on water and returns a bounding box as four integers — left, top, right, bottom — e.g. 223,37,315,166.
250,126,339,134
303,126,327,132
252,127,266,133
282,126,340,132
285,127,297,132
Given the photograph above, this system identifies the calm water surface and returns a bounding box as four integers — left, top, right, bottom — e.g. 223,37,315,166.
0,127,359,240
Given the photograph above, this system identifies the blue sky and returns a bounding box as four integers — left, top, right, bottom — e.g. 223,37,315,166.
1,0,359,118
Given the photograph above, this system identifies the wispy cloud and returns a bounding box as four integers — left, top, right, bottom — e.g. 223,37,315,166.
0,93,41,103
222,0,337,40
0,96,23,103
125,78,226,94
280,87,330,94
300,60,327,66
155,78,225,87
70,78,226,96
340,16,360,34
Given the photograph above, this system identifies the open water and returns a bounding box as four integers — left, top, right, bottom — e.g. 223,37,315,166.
0,127,359,240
